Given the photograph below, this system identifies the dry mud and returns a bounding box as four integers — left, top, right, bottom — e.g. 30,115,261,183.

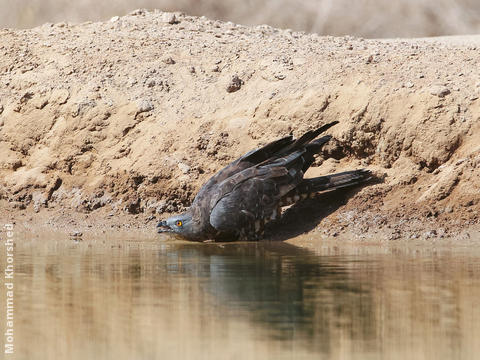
0,10,479,242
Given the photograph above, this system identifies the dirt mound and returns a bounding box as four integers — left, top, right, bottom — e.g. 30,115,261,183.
5,0,480,38
0,10,479,240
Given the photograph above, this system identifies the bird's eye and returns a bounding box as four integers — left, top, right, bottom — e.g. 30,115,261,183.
175,220,183,227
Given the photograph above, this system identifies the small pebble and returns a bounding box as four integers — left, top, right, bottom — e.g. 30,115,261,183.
429,85,450,97
177,162,191,174
161,13,177,25
226,75,243,93
136,99,153,113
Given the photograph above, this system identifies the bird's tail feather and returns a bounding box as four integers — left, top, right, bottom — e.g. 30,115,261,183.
278,169,371,207
304,169,371,192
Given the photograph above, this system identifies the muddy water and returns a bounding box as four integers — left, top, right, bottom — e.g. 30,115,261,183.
1,234,480,360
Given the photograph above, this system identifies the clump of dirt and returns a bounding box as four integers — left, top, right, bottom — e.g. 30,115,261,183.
0,10,479,241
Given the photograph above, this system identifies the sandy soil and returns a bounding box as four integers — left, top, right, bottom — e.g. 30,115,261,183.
0,10,479,242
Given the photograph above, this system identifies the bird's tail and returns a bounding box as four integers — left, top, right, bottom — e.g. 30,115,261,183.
278,169,371,207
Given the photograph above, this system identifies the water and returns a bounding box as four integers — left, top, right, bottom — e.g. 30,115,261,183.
1,233,480,360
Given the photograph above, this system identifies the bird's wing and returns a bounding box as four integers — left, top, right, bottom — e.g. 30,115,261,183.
190,135,294,217
208,149,306,232
205,120,338,186
198,135,294,191
190,121,337,225
270,121,338,159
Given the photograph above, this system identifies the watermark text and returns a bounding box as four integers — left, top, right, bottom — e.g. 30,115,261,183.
3,224,14,355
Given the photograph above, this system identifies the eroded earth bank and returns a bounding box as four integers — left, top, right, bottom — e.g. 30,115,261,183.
0,10,479,242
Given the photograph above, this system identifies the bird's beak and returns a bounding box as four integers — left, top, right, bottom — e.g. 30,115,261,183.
156,220,172,233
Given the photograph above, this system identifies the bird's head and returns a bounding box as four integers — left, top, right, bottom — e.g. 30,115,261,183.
156,212,198,240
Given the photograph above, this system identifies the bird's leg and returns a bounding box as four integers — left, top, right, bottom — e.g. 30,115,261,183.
238,218,265,241
252,218,266,241
238,227,250,241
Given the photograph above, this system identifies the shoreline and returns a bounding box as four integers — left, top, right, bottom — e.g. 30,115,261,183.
2,203,478,247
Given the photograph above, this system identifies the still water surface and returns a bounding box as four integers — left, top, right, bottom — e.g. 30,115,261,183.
2,234,480,360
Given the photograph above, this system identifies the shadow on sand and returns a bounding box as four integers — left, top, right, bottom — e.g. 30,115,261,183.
265,185,371,241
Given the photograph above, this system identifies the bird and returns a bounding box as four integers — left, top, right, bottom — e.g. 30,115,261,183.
157,121,371,241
